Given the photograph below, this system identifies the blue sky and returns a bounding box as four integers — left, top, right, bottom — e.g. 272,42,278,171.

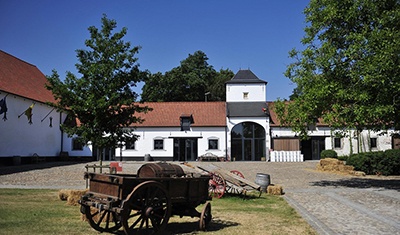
0,0,309,101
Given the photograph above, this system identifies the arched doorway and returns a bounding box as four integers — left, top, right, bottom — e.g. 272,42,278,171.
231,122,266,161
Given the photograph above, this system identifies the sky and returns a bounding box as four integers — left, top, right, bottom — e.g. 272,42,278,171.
0,0,309,101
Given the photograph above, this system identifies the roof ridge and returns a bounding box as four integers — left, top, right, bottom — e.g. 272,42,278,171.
0,50,38,69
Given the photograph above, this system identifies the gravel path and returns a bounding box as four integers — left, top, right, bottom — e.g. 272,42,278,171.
1,160,399,234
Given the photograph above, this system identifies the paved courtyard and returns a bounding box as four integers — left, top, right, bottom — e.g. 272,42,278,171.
0,160,399,234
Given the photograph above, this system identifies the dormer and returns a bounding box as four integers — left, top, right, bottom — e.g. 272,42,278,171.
226,69,267,102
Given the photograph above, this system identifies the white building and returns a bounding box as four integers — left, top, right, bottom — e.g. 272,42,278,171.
1,51,398,164
0,50,92,165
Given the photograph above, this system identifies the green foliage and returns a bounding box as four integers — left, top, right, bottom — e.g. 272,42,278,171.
320,149,338,159
346,150,400,175
141,51,234,102
277,0,400,137
338,155,349,161
46,15,150,150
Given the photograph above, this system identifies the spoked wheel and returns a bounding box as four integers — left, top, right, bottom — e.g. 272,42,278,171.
121,181,171,235
82,205,122,233
230,170,245,179
208,172,226,198
226,170,245,195
199,202,212,231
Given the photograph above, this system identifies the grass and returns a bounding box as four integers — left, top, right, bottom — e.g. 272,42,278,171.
0,189,316,235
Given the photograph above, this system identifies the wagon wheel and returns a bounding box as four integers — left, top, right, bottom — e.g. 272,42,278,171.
230,170,245,179
199,201,212,231
208,172,226,198
121,181,171,235
82,205,122,233
226,170,245,195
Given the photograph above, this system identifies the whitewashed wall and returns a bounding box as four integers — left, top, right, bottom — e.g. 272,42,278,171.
272,126,394,156
226,83,266,102
62,133,93,157
0,94,62,157
116,126,227,160
326,129,394,156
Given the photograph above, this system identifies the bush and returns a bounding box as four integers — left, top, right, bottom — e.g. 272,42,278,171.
338,155,349,161
346,150,400,175
320,149,338,159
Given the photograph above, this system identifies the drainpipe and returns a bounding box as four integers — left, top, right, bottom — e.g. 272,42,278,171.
225,126,228,161
60,112,64,152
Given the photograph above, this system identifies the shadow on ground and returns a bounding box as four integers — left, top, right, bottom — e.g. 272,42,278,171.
0,161,91,176
311,177,400,191
113,219,239,235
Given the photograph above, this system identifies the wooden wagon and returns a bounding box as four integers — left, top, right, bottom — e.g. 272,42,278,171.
79,162,212,235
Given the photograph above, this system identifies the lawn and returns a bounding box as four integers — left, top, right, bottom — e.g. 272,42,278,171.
0,189,316,235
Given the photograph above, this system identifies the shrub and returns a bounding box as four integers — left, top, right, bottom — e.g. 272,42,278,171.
338,155,348,161
346,150,400,175
320,149,338,159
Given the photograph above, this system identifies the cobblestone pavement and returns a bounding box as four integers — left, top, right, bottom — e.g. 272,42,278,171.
0,160,399,234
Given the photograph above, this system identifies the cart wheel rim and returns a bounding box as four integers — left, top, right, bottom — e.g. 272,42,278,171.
83,205,122,233
199,202,212,231
230,170,245,179
121,181,171,235
208,172,226,198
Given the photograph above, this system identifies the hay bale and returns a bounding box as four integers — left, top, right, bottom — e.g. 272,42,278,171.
317,158,356,175
267,184,283,195
59,189,88,205
58,189,72,201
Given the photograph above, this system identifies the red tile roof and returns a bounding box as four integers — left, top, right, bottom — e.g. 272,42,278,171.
133,102,226,127
0,50,56,103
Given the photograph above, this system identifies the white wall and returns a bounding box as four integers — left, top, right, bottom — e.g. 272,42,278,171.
116,126,227,160
62,133,93,157
226,83,266,102
0,94,62,157
272,126,395,156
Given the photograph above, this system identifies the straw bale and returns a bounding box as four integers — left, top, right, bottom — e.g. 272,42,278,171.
65,189,88,206
317,158,356,175
267,184,283,195
58,189,71,201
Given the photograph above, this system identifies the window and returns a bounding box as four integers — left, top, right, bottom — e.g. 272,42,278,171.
208,139,219,150
370,138,377,148
126,140,136,150
243,92,249,100
334,138,341,148
180,114,194,131
72,138,83,151
154,139,164,150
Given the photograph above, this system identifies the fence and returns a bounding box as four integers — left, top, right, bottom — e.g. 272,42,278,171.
270,151,304,162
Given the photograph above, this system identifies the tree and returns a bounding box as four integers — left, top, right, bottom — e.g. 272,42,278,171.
275,0,400,138
46,15,150,158
141,51,233,102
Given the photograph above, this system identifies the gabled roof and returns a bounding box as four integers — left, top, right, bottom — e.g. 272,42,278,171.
133,102,226,127
226,69,267,84
0,50,56,103
227,102,269,117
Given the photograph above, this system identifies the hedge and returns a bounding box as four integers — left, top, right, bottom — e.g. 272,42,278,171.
320,149,338,159
346,149,400,175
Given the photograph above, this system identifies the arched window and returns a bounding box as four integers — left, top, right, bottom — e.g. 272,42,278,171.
231,122,265,161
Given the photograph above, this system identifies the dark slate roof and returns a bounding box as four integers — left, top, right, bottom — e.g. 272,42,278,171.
226,102,269,117
226,69,267,84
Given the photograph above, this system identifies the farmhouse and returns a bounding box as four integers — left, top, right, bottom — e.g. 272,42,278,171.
1,51,398,164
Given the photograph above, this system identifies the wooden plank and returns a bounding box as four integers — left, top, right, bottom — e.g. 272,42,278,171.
195,164,260,190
